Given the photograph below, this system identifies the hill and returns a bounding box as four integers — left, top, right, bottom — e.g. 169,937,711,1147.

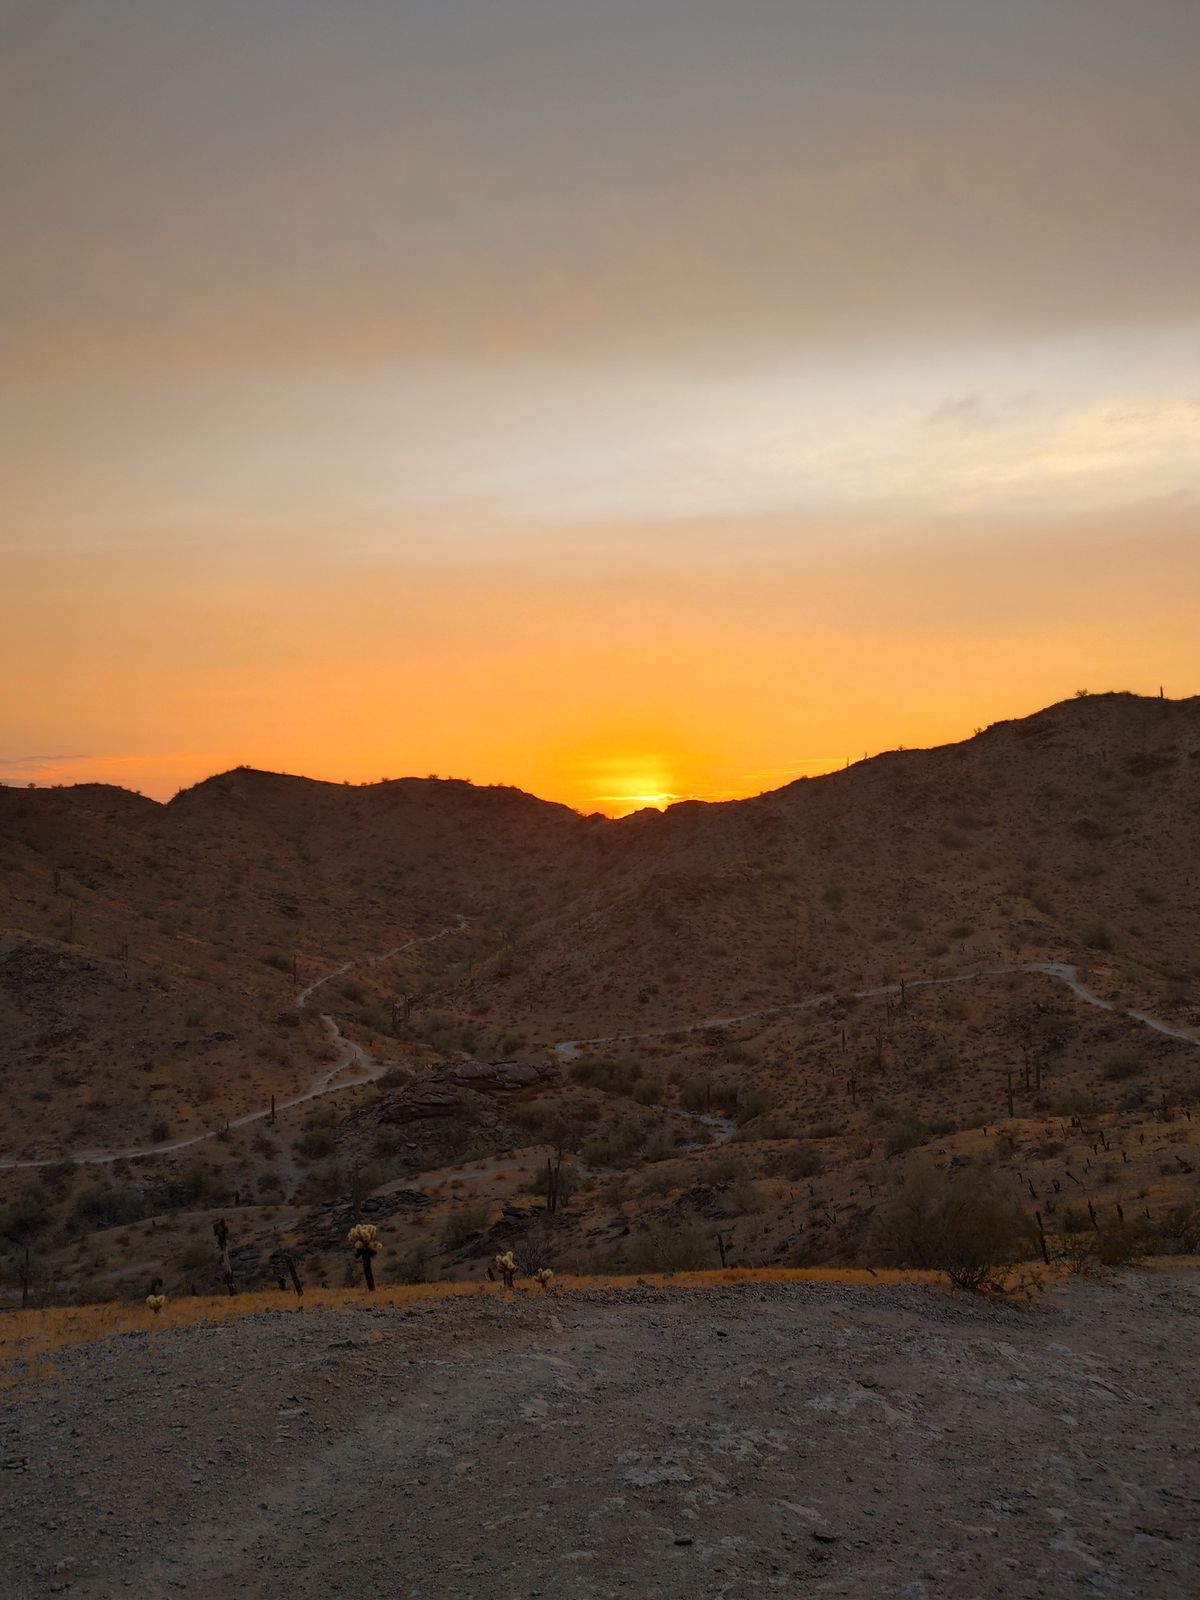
1,692,1198,1302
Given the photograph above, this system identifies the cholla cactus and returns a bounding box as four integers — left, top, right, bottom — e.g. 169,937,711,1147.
348,1222,381,1291
146,1294,166,1314
533,1267,555,1292
494,1250,517,1290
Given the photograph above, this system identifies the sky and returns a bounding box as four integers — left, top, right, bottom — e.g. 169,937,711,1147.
2,0,1198,815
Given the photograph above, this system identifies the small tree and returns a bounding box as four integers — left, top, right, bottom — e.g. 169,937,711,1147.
870,1159,1030,1292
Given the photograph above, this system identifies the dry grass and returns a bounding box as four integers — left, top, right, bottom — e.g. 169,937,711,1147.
0,1267,945,1367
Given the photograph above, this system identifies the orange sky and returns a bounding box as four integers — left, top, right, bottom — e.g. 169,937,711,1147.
5,509,1197,814
2,3,1198,814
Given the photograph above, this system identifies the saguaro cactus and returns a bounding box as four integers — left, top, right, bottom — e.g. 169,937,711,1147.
348,1222,381,1290
213,1217,235,1296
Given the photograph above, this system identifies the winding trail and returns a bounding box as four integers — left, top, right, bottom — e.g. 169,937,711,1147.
0,919,465,1172
552,960,1200,1057
2,953,1194,1172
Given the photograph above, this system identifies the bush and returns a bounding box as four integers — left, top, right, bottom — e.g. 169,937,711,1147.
1102,1048,1142,1082
703,1153,749,1185
0,1187,53,1243
884,1118,929,1157
295,1128,336,1160
624,1211,716,1272
632,1077,662,1106
580,1121,645,1167
569,1055,640,1096
735,1089,774,1126
70,1185,145,1230
394,1243,435,1284
679,1078,712,1112
440,1201,488,1249
777,1142,824,1180
869,1159,1030,1291
721,1179,764,1215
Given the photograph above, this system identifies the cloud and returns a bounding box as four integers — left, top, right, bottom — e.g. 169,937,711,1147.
929,395,991,428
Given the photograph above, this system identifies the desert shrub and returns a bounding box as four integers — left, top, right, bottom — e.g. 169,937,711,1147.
295,1127,336,1160
1093,1222,1151,1267
632,1077,662,1106
580,1121,645,1166
640,1165,677,1197
703,1153,749,1185
721,1179,764,1215
640,1130,677,1163
70,1185,145,1230
869,1159,1030,1291
0,1187,52,1241
624,1211,716,1272
176,1239,213,1271
678,1078,713,1112
440,1201,488,1249
569,1055,640,1096
809,1120,844,1140
735,1088,774,1126
1156,1201,1200,1253
1049,1090,1096,1118
884,1118,929,1157
509,1101,550,1134
393,1243,435,1284
376,1065,411,1091
1061,1221,1148,1277
1102,1048,1142,1082
777,1141,824,1180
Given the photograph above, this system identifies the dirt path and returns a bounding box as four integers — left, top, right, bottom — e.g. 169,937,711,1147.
3,952,1194,1173
553,959,1200,1057
2,1272,1196,1597
0,919,465,1172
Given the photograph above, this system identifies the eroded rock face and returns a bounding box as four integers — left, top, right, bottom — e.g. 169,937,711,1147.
444,1060,556,1092
376,1080,462,1122
373,1060,558,1123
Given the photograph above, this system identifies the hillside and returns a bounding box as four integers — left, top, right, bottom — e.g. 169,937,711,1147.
1,692,1198,1303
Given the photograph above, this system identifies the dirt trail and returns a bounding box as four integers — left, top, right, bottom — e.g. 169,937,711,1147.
2,1272,1196,1598
553,959,1200,1056
0,919,465,1172
3,952,1194,1173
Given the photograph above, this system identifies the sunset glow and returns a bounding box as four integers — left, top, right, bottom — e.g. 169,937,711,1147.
2,3,1198,811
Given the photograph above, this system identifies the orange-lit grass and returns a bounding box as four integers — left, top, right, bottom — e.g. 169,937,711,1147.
0,1267,937,1367
6,1260,1194,1372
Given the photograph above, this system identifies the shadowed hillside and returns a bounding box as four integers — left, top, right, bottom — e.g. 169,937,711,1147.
2,693,1198,1303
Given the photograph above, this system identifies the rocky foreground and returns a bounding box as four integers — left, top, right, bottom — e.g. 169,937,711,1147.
1,1273,1197,1598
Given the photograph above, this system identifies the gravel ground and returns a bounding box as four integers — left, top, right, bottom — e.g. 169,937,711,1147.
1,1273,1197,1598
